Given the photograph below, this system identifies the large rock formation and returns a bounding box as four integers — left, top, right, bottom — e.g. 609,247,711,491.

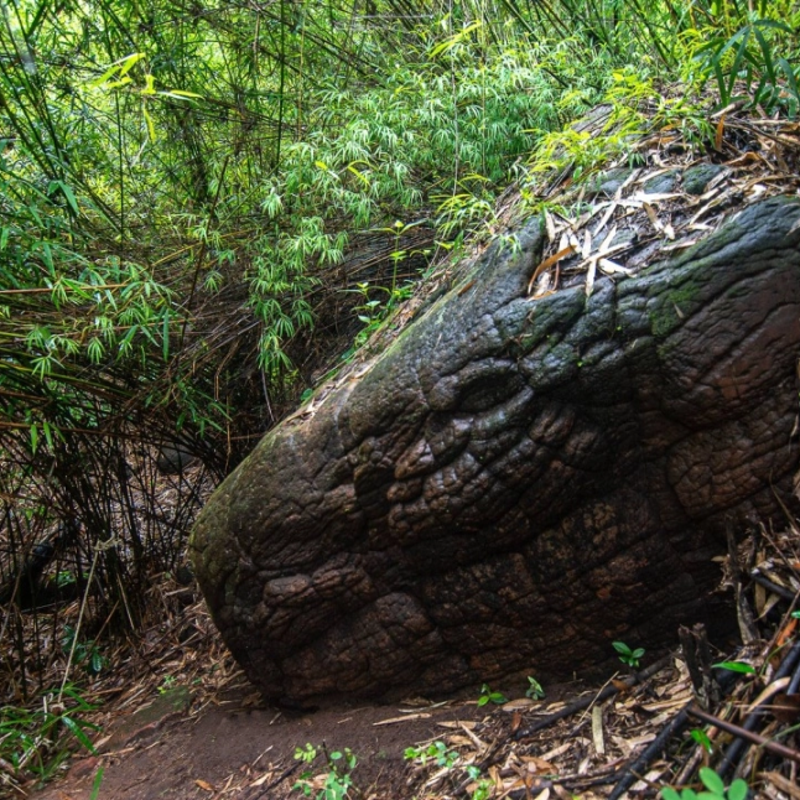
191,196,800,702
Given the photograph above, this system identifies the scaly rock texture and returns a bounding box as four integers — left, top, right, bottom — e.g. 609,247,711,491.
191,196,800,702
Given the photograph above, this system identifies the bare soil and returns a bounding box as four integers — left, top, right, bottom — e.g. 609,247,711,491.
29,682,495,800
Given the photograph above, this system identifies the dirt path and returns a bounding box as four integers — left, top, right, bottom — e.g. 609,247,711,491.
31,685,490,800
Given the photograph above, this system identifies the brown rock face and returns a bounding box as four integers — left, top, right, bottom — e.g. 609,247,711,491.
191,196,800,702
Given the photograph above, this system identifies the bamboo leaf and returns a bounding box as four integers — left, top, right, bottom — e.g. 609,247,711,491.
142,104,156,143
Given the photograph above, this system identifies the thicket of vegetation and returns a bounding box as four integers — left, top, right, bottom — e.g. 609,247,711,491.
0,0,798,726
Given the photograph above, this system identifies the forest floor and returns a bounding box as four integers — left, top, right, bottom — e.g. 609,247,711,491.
22,523,800,800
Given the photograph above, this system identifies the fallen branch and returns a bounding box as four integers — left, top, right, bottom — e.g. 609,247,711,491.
514,656,673,740
607,705,691,800
717,638,800,778
687,704,800,766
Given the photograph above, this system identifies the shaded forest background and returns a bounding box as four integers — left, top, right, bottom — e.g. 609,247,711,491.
1,0,798,739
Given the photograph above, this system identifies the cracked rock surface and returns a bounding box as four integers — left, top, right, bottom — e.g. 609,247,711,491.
191,196,800,702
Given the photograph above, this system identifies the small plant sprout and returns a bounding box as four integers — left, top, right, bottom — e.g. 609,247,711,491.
405,743,491,797
292,743,358,800
689,728,713,753
404,740,458,768
61,626,106,676
477,684,507,707
0,684,99,783
661,767,748,800
294,743,318,764
613,641,645,669
525,676,545,700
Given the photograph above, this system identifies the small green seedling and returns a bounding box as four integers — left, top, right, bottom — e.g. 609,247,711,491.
292,743,357,800
404,740,457,768
661,767,748,800
525,676,545,700
295,743,318,764
468,773,493,800
405,743,491,798
477,684,507,707
689,728,713,753
613,640,645,668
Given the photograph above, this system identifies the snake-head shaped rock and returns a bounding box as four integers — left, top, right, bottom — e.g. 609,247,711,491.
191,196,800,702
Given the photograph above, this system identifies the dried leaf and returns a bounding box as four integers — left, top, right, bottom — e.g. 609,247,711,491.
545,209,556,242
374,712,432,726
715,114,726,151
760,770,800,799
745,675,791,714
527,245,576,295
511,710,522,733
521,755,559,773
591,704,605,755
249,772,273,787
776,616,798,647
503,697,539,711
599,258,632,275
540,741,572,761
644,201,663,232
585,259,596,297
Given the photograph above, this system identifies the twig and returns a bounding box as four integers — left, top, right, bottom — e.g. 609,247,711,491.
59,538,117,700
679,623,717,708
728,523,759,644
607,705,691,800
717,639,800,778
788,653,800,695
687,704,800,765
253,761,300,798
514,655,673,740
750,572,799,602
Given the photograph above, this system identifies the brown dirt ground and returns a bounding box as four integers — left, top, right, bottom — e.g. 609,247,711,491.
27,681,513,800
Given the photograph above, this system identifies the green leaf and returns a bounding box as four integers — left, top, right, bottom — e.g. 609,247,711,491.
60,715,96,754
430,20,483,58
88,52,145,88
89,766,104,800
690,728,713,753
143,104,156,143
699,767,725,795
712,661,756,674
159,90,204,101
727,778,749,800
